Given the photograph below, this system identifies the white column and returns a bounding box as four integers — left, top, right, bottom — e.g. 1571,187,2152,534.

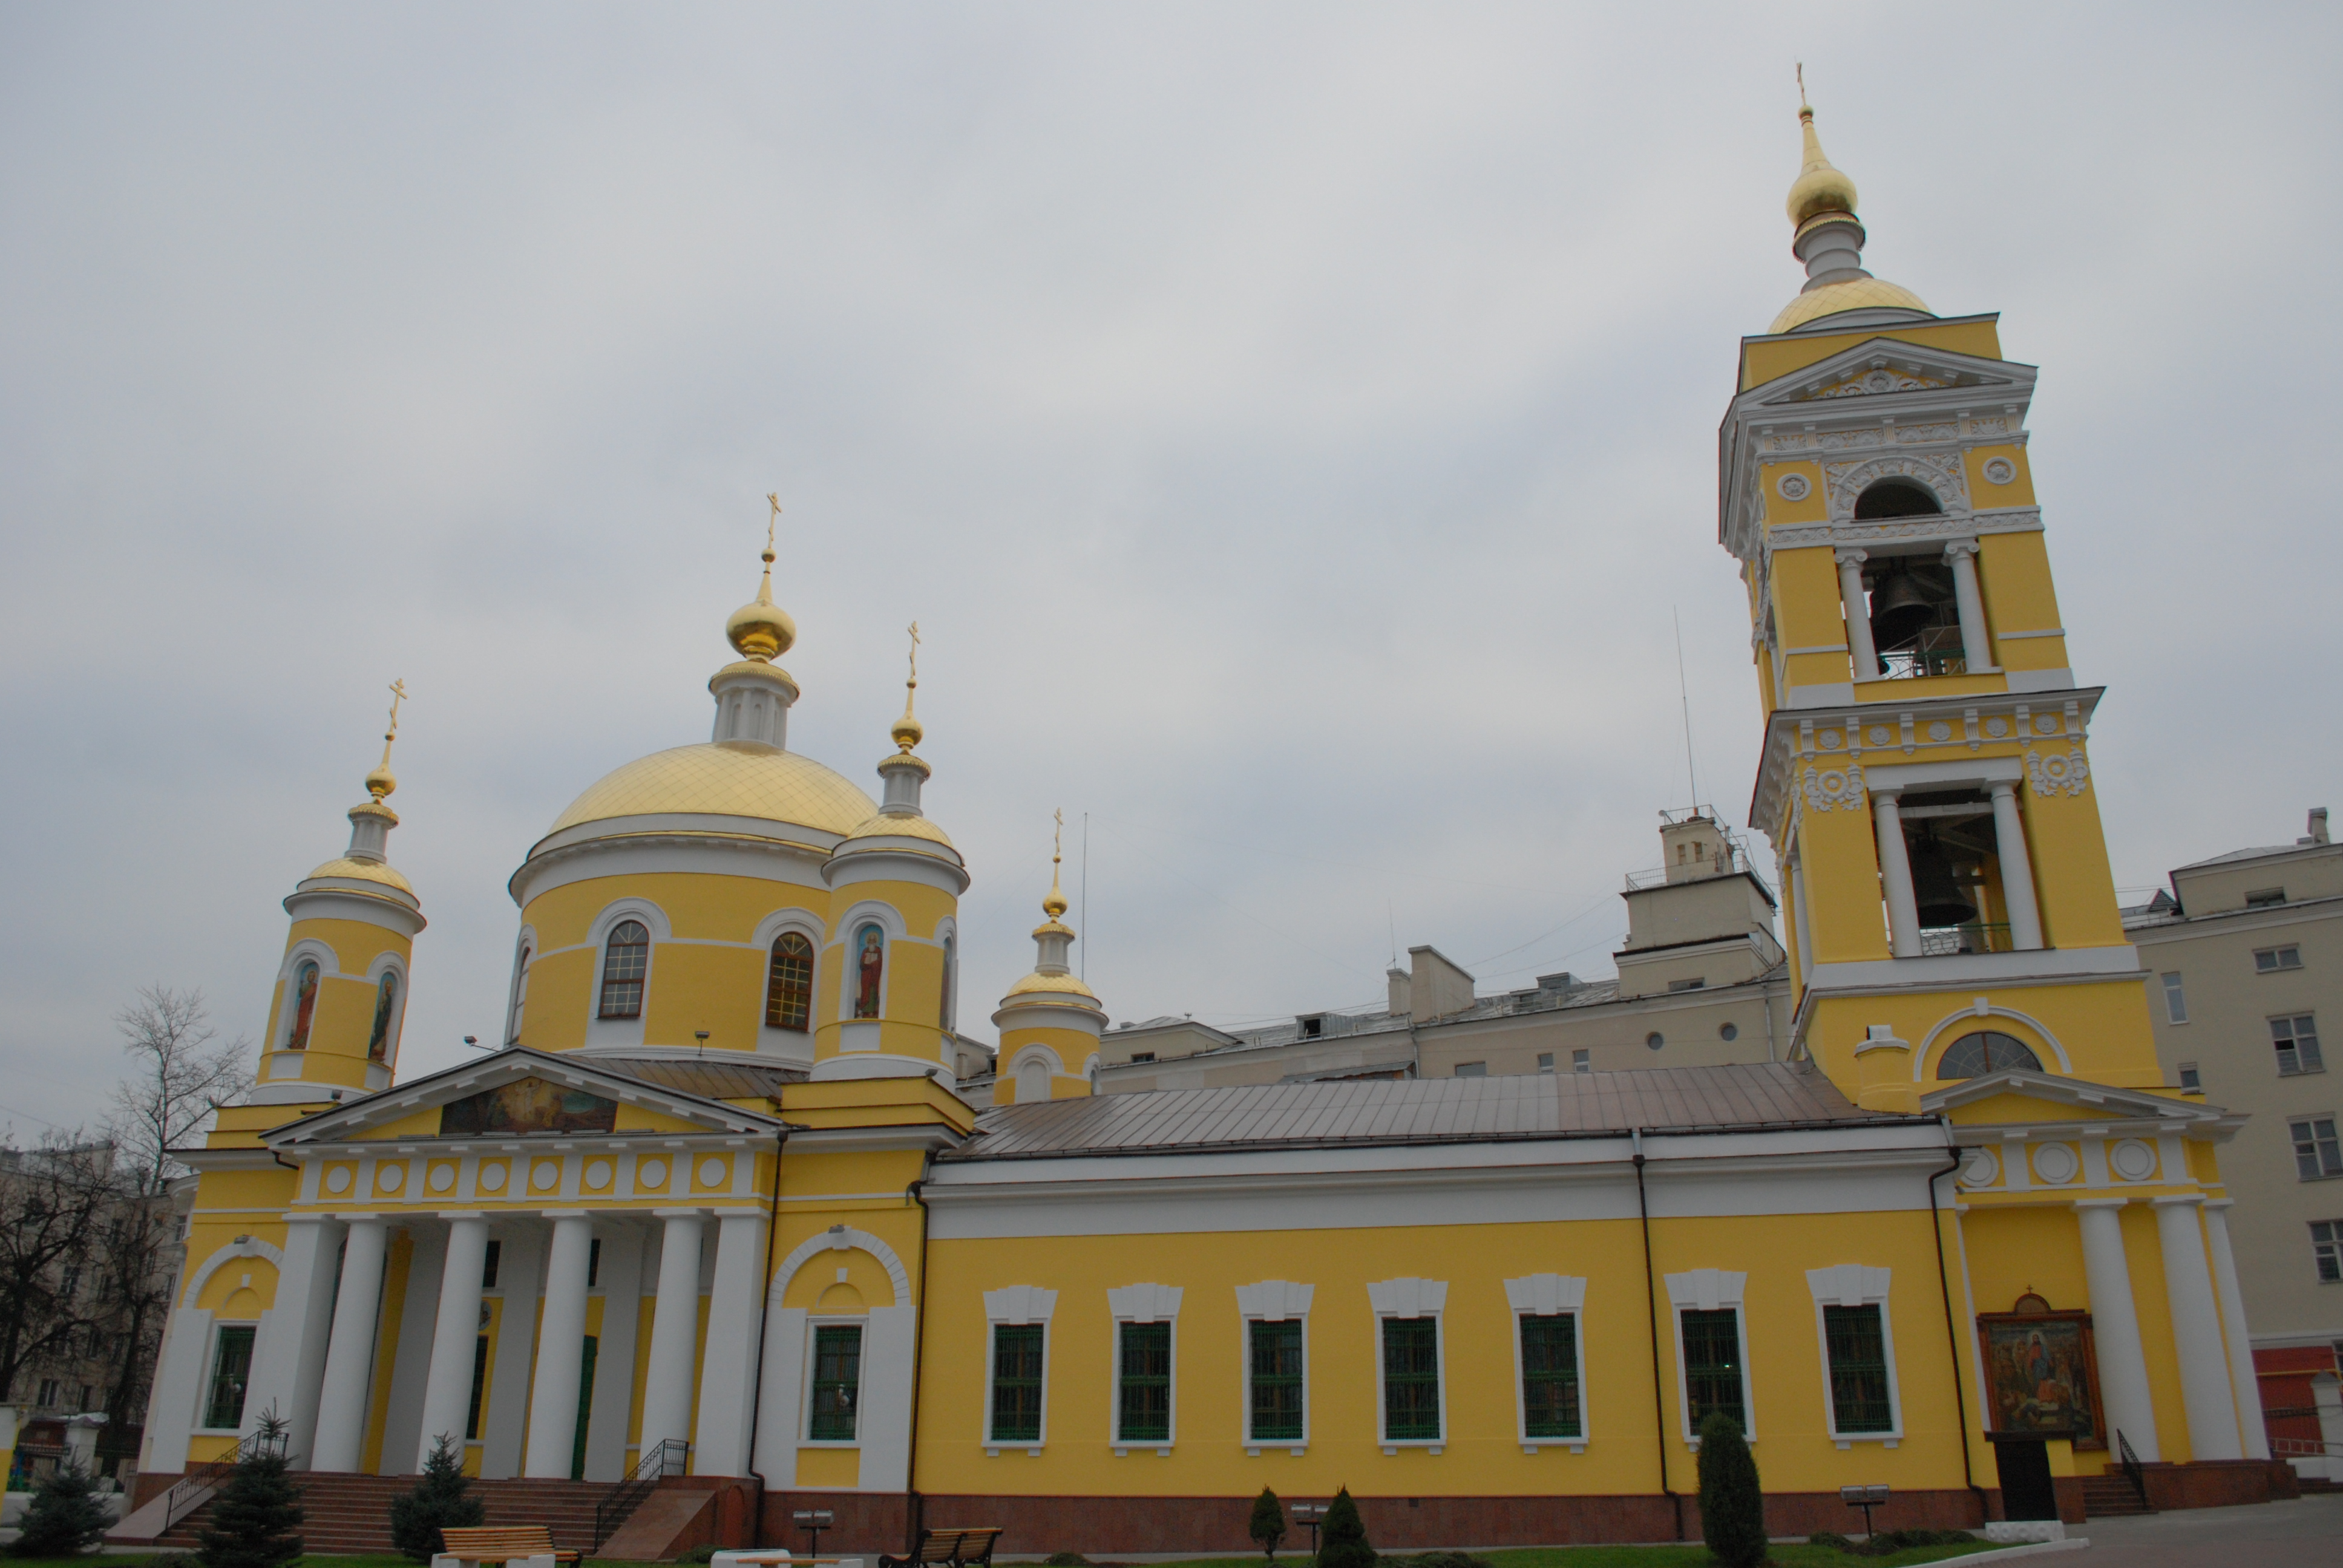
1944,540,1994,670
2075,1200,2159,1460
1988,781,2045,952
243,1214,342,1465
2156,1196,2245,1460
522,1213,595,1478
1837,548,1880,681
692,1210,770,1477
1873,789,1919,956
638,1210,706,1462
1788,851,1815,982
311,1216,389,1472
2204,1201,2270,1460
414,1215,491,1469
583,1224,645,1482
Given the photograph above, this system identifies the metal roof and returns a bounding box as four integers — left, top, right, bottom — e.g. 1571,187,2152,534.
942,1062,1912,1161
593,1055,804,1101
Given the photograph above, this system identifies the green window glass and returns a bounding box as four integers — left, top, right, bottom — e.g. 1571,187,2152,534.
204,1325,256,1430
1823,1304,1893,1432
1249,1319,1305,1442
1519,1313,1582,1439
810,1324,862,1440
1381,1317,1441,1440
1680,1308,1746,1432
990,1324,1044,1443
1117,1321,1172,1442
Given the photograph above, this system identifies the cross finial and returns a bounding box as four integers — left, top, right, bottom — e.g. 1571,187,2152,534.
1797,62,1809,111
382,679,408,765
1054,807,1063,866
906,620,920,686
763,494,781,561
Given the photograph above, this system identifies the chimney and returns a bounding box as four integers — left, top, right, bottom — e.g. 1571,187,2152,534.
1386,966,1412,1018
1407,946,1477,1023
2311,808,2332,846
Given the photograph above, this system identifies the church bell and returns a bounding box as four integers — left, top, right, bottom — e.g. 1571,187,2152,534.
1907,826,1979,928
1869,569,1936,650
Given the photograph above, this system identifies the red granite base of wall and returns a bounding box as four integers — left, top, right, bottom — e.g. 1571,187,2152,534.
755,1489,1987,1555
2138,1459,2300,1512
131,1470,180,1511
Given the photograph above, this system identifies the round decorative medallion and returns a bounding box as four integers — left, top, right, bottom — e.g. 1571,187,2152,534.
700,1157,728,1186
427,1164,455,1193
1982,457,2016,485
1960,1148,2000,1187
1927,720,1953,742
378,1164,404,1192
2036,714,2061,734
1776,472,1812,501
585,1159,613,1188
2031,1143,2080,1184
478,1163,508,1192
531,1159,560,1191
1867,726,1892,746
639,1159,667,1188
2110,1138,2158,1181
1985,717,2009,737
324,1166,352,1195
1818,729,1843,750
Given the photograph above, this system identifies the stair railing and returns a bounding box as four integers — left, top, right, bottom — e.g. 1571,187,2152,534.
163,1426,291,1530
592,1438,688,1550
2115,1429,2149,1509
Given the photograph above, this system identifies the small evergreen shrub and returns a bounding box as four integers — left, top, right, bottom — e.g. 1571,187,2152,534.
1248,1486,1287,1561
1316,1487,1374,1568
387,1432,485,1563
196,1414,304,1568
1694,1411,1765,1568
8,1462,112,1557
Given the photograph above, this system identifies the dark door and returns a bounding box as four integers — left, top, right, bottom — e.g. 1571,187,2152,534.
1994,1437,2056,1521
570,1336,598,1480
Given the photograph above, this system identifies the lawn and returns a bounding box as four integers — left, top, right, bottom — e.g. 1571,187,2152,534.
16,1547,2002,1568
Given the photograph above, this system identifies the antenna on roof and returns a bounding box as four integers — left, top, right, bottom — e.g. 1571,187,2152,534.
1388,899,1398,969
1673,606,1702,813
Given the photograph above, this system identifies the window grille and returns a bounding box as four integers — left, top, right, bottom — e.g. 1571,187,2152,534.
1936,1031,2041,1079
1381,1317,1440,1440
810,1325,862,1440
1822,1304,1893,1432
1116,1321,1171,1442
205,1325,256,1430
1248,1319,1304,1442
1519,1313,1581,1439
598,921,649,1019
1680,1308,1746,1431
765,933,814,1030
2276,1015,2325,1076
989,1324,1043,1443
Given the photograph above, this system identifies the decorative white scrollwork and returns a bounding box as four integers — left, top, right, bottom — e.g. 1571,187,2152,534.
1776,472,1811,501
1803,762,1867,813
1981,457,2017,485
1805,365,1952,399
2026,747,2090,797
1824,451,1971,520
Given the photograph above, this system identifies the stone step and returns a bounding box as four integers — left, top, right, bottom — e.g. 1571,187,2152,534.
155,1472,628,1555
2079,1476,2155,1517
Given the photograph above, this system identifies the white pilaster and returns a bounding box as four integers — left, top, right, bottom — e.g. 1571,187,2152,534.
859,1303,919,1489
2203,1201,2270,1460
2074,1200,2158,1460
415,1215,491,1469
312,1216,389,1472
479,1223,543,1478
2155,1196,2244,1461
639,1210,706,1461
522,1214,595,1478
752,1305,810,1485
692,1210,770,1477
243,1214,341,1466
1988,781,2045,952
1873,789,1919,956
1837,548,1880,681
1944,540,1994,670
1788,851,1815,983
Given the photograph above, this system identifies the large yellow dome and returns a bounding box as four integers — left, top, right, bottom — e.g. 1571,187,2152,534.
548,742,876,837
1769,275,1932,335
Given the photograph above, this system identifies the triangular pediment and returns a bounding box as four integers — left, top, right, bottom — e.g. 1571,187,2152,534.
1745,338,2031,407
1921,1068,2228,1129
263,1046,782,1147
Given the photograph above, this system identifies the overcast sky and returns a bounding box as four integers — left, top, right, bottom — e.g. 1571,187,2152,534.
4,4,2340,1134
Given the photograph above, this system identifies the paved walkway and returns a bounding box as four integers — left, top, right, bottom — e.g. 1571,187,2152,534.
2057,1492,2343,1566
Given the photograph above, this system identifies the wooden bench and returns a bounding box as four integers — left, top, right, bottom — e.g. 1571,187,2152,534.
877,1527,1002,1568
432,1524,582,1568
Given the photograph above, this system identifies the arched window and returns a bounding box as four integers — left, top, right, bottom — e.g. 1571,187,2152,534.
598,920,649,1019
939,935,956,1032
1936,1030,2042,1079
852,924,885,1019
1016,1059,1050,1103
285,960,320,1051
1853,478,1942,519
765,933,814,1031
508,946,531,1044
367,973,399,1063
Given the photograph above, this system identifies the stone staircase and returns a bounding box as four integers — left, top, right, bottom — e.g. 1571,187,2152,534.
153,1474,620,1555
2080,1472,2155,1518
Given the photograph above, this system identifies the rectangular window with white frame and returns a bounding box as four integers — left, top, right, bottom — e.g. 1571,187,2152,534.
2258,946,2304,975
981,1285,1057,1454
2276,1014,2325,1076
2314,1221,2343,1284
805,1322,862,1443
202,1323,257,1431
1504,1273,1588,1451
1806,1265,1902,1445
2161,972,2187,1024
1368,1278,1447,1451
2295,1119,2343,1181
1665,1270,1752,1443
2178,1062,2201,1091
1107,1282,1182,1452
1236,1280,1312,1453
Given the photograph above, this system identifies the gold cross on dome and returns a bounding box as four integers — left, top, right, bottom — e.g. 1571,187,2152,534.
765,493,783,555
906,621,920,683
1054,807,1063,862
382,679,408,763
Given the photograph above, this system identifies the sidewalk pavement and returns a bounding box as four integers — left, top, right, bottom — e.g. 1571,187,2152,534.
2052,1491,2343,1566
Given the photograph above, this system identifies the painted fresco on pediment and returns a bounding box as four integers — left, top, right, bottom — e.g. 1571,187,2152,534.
441,1077,618,1136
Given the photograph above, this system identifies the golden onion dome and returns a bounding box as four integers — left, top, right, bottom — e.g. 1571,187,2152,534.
726,546,797,663
548,743,875,837
841,810,957,850
1769,275,1932,335
303,856,416,895
1004,967,1098,1001
1786,105,1858,226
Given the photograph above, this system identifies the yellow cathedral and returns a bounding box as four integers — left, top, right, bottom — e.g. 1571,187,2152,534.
122,99,2289,1555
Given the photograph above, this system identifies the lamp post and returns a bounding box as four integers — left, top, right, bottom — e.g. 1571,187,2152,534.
793,1509,834,1559
1289,1503,1326,1560
1840,1484,1890,1540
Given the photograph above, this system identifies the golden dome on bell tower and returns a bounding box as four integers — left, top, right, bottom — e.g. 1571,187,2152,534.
725,494,798,662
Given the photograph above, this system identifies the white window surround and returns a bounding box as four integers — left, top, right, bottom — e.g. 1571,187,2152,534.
799,1314,867,1447
1366,1277,1449,1452
272,940,341,1054
1503,1274,1590,1453
586,900,668,1048
1665,1269,1755,1446
192,1318,260,1434
362,953,410,1070
1236,1280,1313,1455
752,911,825,1035
1107,1282,1183,1454
1805,1265,1903,1446
982,1285,1056,1455
835,903,903,1029
506,927,537,1044
1912,999,2073,1081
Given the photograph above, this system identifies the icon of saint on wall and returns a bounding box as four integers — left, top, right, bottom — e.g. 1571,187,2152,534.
855,925,884,1019
286,961,320,1051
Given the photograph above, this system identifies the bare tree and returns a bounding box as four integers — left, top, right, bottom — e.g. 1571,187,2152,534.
109,985,253,1196
0,1134,116,1416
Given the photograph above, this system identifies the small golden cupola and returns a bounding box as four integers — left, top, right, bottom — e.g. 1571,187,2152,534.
1769,72,1934,335
709,495,804,750
991,812,1107,1105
